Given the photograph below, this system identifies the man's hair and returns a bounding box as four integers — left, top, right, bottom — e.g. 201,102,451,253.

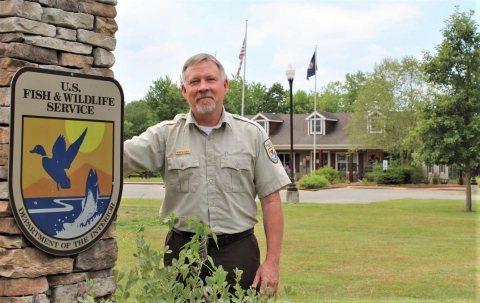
181,53,227,83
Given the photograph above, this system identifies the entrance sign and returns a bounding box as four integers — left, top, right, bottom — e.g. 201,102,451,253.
383,160,388,171
9,67,124,255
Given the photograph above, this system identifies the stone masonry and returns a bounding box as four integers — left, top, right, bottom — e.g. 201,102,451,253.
0,0,119,302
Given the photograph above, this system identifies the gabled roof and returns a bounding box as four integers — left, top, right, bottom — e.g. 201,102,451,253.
251,112,284,122
246,112,353,150
305,111,338,121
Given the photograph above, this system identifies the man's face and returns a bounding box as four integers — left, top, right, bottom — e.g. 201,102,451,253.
181,61,229,117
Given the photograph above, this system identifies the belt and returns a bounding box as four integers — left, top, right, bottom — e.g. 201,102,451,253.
172,227,254,247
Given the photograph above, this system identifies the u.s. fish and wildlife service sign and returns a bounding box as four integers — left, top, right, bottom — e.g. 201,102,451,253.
9,67,124,256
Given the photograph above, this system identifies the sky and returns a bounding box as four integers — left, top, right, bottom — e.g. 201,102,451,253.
113,0,477,103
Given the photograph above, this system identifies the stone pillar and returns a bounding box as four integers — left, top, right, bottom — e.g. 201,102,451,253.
0,0,119,302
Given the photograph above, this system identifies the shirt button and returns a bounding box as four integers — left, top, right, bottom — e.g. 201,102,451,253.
181,163,185,168
209,179,214,184
235,163,239,169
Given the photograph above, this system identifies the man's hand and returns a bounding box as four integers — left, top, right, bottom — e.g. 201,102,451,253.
252,259,280,292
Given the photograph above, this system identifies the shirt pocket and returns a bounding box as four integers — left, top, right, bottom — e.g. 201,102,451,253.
167,156,200,193
221,155,251,193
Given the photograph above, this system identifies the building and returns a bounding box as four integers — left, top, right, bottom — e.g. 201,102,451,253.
247,111,456,183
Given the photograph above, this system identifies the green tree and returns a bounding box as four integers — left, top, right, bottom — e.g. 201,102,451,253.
123,100,156,139
224,76,268,115
292,89,313,114
244,82,268,115
316,81,344,113
223,75,242,114
342,71,367,112
345,56,429,164
260,82,287,114
143,76,188,123
417,8,480,211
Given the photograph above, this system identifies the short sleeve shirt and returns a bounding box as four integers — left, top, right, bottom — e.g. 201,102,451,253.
123,109,291,234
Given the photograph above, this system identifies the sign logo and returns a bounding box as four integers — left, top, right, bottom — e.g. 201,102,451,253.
9,67,123,255
264,139,279,164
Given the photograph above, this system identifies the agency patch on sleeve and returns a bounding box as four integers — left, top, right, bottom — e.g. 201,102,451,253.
264,139,279,164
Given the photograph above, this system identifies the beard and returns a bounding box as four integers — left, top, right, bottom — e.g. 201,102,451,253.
195,94,216,114
196,101,216,114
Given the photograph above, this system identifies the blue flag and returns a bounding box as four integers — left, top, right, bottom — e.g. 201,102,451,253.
307,51,317,80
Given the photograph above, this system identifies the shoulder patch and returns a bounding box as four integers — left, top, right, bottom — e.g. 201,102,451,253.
264,139,279,164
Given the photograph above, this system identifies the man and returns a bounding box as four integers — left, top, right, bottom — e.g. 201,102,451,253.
123,53,291,292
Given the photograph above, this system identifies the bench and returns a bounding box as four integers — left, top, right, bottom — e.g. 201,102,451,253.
440,178,449,184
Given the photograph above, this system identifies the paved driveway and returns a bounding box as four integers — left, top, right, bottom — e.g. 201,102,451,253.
121,183,479,204
280,187,479,204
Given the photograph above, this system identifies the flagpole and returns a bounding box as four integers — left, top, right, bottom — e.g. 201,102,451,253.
312,45,317,174
241,20,248,116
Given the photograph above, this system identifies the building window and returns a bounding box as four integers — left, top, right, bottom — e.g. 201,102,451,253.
309,119,322,134
256,120,268,134
367,115,384,133
440,164,445,174
279,154,291,170
336,153,358,172
428,166,433,174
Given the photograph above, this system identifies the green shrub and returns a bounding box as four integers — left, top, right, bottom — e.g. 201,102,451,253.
373,169,404,184
366,173,375,182
432,172,440,185
410,167,427,184
368,163,427,185
299,174,330,189
337,170,347,183
314,166,338,182
368,164,402,184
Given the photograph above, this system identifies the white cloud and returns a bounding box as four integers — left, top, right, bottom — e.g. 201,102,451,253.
112,0,474,102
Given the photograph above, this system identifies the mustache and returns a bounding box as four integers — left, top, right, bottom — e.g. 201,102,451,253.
195,93,214,102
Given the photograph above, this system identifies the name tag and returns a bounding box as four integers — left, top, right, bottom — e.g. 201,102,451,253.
175,149,191,155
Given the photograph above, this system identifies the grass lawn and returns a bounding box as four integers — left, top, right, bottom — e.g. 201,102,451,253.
115,198,479,303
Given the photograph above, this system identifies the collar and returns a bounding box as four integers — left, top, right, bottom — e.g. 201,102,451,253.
183,107,233,132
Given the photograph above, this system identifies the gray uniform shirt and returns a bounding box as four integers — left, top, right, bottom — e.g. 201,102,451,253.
123,109,291,234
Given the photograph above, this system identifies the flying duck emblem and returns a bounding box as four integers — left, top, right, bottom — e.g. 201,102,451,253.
30,128,88,190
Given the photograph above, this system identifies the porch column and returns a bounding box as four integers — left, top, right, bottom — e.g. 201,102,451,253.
348,151,353,182
318,149,323,170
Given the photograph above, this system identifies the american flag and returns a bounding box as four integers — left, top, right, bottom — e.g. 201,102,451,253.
236,36,246,78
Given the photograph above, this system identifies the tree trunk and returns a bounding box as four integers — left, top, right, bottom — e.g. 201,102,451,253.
465,166,472,212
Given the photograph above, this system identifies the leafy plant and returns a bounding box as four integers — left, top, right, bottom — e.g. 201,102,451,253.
314,166,338,182
298,174,330,189
60,215,292,302
60,279,112,303
368,162,426,185
337,170,347,183
113,214,292,302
